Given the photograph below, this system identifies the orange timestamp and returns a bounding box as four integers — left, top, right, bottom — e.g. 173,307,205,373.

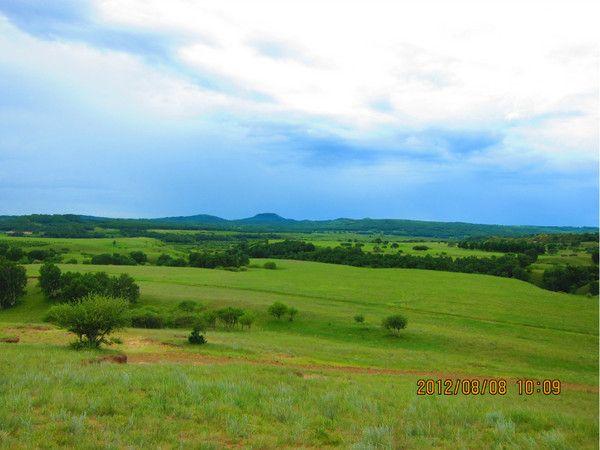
416,378,562,396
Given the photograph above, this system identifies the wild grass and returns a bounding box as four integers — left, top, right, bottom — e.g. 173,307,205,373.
0,246,597,448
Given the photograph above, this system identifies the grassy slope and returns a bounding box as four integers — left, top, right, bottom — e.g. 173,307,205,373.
1,260,598,448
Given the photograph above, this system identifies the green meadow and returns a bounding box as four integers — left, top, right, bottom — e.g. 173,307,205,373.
1,250,598,448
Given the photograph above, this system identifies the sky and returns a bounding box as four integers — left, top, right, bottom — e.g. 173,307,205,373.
0,0,598,226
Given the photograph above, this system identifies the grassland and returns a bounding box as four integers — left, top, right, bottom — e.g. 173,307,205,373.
1,254,598,448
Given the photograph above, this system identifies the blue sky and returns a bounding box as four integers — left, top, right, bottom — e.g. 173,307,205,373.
0,0,598,225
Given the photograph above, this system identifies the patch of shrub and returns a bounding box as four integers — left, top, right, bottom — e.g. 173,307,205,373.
268,301,288,320
288,307,298,322
239,312,255,329
354,314,365,323
263,261,277,270
39,263,140,303
412,245,429,251
47,294,129,348
382,314,408,334
91,253,137,266
217,307,245,328
130,310,164,329
0,258,27,309
188,325,206,344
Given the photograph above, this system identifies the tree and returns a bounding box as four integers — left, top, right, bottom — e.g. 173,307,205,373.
188,324,206,344
217,307,245,328
0,258,27,309
109,274,140,303
47,295,129,348
200,310,218,329
239,312,255,329
287,307,298,322
39,262,62,299
268,301,288,320
382,314,408,334
129,251,148,264
354,314,365,324
263,261,277,270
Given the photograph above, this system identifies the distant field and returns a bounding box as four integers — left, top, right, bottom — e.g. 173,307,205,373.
1,245,598,447
0,235,185,263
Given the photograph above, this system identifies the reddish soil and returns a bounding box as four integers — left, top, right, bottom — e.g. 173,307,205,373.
126,352,599,393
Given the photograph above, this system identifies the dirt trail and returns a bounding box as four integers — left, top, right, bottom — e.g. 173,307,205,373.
127,352,599,393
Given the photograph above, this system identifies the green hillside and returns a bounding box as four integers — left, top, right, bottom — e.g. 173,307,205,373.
1,260,598,447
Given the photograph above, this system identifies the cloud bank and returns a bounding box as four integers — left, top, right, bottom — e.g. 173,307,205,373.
0,0,597,225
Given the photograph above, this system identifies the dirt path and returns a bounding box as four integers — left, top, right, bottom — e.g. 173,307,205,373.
127,351,599,393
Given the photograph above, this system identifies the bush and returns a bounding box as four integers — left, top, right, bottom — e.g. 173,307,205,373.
177,300,199,312
239,312,255,329
0,258,27,309
263,261,277,270
412,245,429,251
129,251,148,264
39,264,140,303
268,301,288,320
288,307,298,322
39,262,62,299
130,310,164,329
170,314,201,328
188,325,206,344
217,307,245,328
91,253,137,266
47,294,130,348
354,314,365,323
382,314,408,334
200,310,218,329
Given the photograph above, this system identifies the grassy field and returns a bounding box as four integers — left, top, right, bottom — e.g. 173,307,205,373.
1,256,598,448
0,236,186,264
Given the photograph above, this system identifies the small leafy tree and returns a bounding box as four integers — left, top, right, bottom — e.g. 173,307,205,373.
200,310,218,329
47,294,129,348
239,312,255,329
354,314,365,324
268,301,288,320
129,251,148,264
188,324,206,344
287,307,298,322
217,307,245,329
0,258,27,309
39,262,62,299
109,274,139,303
178,300,199,312
382,314,408,335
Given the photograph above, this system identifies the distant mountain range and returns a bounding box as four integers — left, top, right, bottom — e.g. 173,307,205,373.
0,213,597,239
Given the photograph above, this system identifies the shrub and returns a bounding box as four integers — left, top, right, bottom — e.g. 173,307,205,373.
287,307,298,322
263,261,277,270
171,314,201,328
217,307,245,328
268,301,288,320
109,273,139,303
354,314,365,323
200,310,218,329
412,245,429,251
239,312,255,329
47,294,129,348
188,325,206,345
91,253,137,265
39,262,62,299
40,264,140,303
0,258,27,309
177,300,199,312
129,251,148,264
382,314,408,334
130,311,164,329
